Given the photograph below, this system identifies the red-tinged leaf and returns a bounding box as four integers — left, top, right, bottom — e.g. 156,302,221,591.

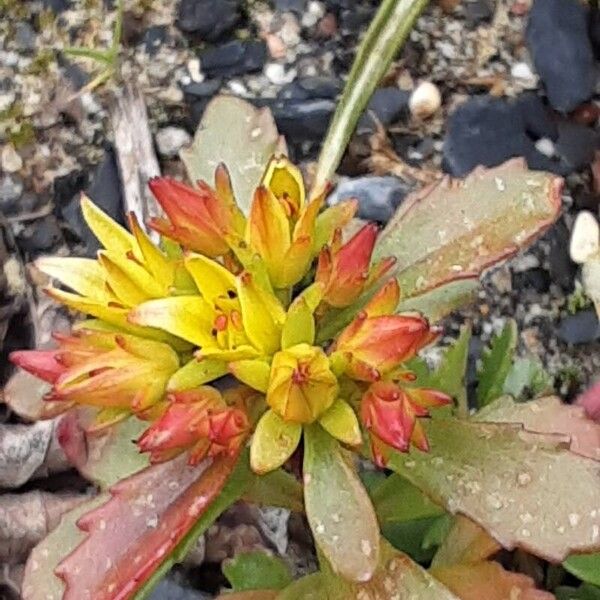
432,515,501,567
476,396,600,461
57,410,149,489
387,419,600,563
431,562,554,600
22,495,109,600
577,380,600,421
56,450,241,600
374,159,562,299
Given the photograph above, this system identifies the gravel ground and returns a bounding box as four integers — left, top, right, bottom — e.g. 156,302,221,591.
1,0,600,594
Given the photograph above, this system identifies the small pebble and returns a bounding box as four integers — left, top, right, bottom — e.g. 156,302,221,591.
570,210,600,264
156,127,192,158
535,137,555,158
409,81,442,119
1,145,23,173
511,62,538,88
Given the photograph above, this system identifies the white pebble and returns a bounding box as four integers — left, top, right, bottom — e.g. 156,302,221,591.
302,1,325,28
535,137,555,158
1,144,23,173
187,58,204,83
570,210,600,264
511,62,538,88
264,62,294,85
409,81,441,119
155,127,192,158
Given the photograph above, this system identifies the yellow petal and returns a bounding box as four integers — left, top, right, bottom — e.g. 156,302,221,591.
36,256,110,303
250,409,302,474
199,345,260,362
100,251,164,299
260,156,305,213
129,214,175,286
228,359,271,392
281,297,315,349
318,398,361,446
129,296,214,347
81,195,135,256
246,186,290,284
226,233,273,294
115,333,180,369
237,273,285,355
98,253,151,306
184,254,237,302
167,357,228,391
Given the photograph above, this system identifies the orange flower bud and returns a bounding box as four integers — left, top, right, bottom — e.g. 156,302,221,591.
315,224,395,308
137,387,249,465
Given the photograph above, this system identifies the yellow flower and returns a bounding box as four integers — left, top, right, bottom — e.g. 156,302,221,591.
244,156,357,289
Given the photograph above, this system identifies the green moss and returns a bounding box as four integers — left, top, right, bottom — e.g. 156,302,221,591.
26,49,55,75
567,283,592,314
8,121,36,149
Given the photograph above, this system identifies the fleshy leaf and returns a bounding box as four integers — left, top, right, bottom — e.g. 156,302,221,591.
22,495,108,600
58,411,150,489
432,515,501,567
475,395,600,461
216,592,278,600
180,96,285,215
242,468,303,513
432,562,554,600
564,553,600,587
374,159,562,299
223,551,293,591
503,357,553,400
387,418,600,562
318,398,361,446
56,450,244,600
250,410,301,474
303,423,380,582
476,319,518,408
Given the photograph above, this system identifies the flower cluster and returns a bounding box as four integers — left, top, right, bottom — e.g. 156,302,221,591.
11,156,450,470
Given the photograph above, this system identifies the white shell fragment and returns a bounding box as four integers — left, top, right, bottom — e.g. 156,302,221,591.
409,81,442,119
570,210,600,264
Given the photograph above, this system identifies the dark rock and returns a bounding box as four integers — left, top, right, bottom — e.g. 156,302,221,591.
511,267,551,293
61,148,124,254
147,579,209,600
442,95,561,176
275,0,307,15
59,58,91,90
187,98,211,131
526,0,596,112
516,93,558,141
548,220,577,291
14,22,37,52
463,0,495,26
558,309,600,344
42,0,71,12
270,98,335,141
199,41,267,78
143,25,169,55
183,78,222,99
17,215,63,254
589,7,600,60
391,133,433,166
53,169,88,207
177,0,241,42
277,76,342,101
327,176,412,223
0,176,23,215
357,87,410,133
553,121,598,173
340,5,374,32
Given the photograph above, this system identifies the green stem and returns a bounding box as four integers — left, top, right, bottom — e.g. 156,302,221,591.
312,0,430,195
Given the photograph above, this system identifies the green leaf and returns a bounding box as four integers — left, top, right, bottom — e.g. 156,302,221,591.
180,96,284,215
409,324,471,418
555,584,600,600
223,551,293,591
386,418,600,563
380,517,441,562
312,0,430,192
303,424,380,583
375,161,562,302
370,473,443,524
564,554,600,587
503,356,553,399
276,574,326,600
422,514,453,551
476,319,518,407
243,468,303,513
62,46,114,64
